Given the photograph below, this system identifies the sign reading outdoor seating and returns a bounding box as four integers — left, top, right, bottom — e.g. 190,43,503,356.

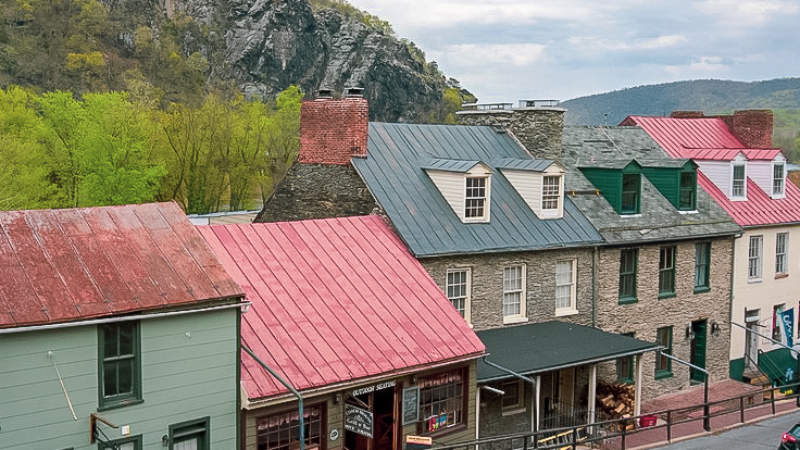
344,404,373,438
351,380,395,397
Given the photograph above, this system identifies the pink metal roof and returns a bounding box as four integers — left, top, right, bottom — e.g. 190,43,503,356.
0,202,244,329
697,172,800,226
198,215,485,400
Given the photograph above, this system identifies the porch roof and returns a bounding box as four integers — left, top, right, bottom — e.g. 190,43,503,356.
476,321,659,382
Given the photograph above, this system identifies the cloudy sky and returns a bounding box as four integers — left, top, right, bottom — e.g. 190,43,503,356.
347,0,800,103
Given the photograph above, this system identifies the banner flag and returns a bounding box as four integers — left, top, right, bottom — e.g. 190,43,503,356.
780,308,794,348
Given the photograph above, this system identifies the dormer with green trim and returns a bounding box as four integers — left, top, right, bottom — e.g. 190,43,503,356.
579,160,642,215
640,159,698,211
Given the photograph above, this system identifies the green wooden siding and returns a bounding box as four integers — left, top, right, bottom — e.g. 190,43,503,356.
0,309,238,450
641,161,697,210
580,162,642,214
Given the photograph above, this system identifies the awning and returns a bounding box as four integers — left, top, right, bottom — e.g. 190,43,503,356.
477,321,660,383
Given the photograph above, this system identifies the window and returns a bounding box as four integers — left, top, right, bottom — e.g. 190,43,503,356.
655,327,673,378
776,232,789,275
257,405,323,450
542,175,560,210
732,164,746,198
99,435,142,450
621,174,640,214
658,246,676,298
170,417,210,450
465,177,487,219
748,235,763,280
98,322,141,410
502,265,526,320
773,304,786,341
694,242,711,292
616,332,635,384
618,249,638,303
419,369,465,433
501,380,525,414
774,163,785,196
555,260,577,314
679,172,696,210
446,269,470,320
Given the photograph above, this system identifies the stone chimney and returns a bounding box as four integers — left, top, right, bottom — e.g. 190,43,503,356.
298,89,369,165
726,110,773,149
456,100,565,160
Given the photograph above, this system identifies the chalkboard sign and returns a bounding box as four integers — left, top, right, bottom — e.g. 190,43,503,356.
402,386,420,425
344,404,373,438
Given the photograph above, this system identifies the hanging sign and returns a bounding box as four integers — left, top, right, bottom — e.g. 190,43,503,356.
402,386,420,425
781,308,795,347
344,404,373,438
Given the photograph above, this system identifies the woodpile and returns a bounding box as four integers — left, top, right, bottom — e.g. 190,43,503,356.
596,381,635,419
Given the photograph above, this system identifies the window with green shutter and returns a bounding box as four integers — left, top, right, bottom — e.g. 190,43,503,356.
655,327,673,379
619,249,638,303
621,174,641,214
659,246,676,298
679,172,696,210
98,322,141,410
694,242,711,292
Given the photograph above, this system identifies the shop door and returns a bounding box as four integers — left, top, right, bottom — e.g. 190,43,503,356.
690,320,707,383
345,393,372,450
372,387,395,450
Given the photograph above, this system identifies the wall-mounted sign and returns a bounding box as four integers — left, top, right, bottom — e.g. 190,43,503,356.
352,380,395,397
329,428,340,441
344,404,373,438
405,435,432,450
402,386,420,425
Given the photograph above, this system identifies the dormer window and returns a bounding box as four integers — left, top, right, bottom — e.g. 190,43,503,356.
465,176,488,220
679,172,696,210
621,174,641,214
542,175,561,210
773,163,785,196
732,163,746,199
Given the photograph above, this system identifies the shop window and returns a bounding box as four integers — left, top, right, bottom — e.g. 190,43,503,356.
257,405,324,450
419,369,465,434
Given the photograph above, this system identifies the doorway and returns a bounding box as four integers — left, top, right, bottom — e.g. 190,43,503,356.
344,386,397,450
690,320,707,383
745,310,760,368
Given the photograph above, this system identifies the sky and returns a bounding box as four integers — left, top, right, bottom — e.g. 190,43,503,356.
347,0,800,103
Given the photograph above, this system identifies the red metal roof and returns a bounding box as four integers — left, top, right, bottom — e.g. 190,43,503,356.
697,172,800,226
198,215,485,400
0,202,244,329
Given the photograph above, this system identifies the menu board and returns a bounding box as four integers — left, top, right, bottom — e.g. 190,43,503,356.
344,404,373,438
402,386,420,425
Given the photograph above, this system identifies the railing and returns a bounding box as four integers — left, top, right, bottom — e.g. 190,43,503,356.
433,381,800,450
541,402,590,430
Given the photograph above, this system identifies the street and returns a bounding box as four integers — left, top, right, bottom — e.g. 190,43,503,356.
657,410,800,449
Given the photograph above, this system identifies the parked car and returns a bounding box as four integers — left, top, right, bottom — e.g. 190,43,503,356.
779,424,800,449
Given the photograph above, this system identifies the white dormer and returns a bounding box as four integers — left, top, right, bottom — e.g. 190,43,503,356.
773,156,787,199
747,153,787,199
499,161,566,219
730,153,747,201
424,160,492,223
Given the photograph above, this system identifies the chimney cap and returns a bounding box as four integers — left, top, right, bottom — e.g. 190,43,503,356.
317,88,334,99
345,87,365,98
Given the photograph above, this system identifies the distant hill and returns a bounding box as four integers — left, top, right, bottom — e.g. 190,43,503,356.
561,78,800,160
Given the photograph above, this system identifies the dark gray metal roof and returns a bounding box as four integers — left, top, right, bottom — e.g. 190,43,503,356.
352,123,603,258
477,321,659,382
577,159,637,170
493,158,555,172
420,158,485,173
563,126,741,245
638,158,693,169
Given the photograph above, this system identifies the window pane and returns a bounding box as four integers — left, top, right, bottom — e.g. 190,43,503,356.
103,326,117,358
104,363,117,397
118,359,134,394
119,324,134,356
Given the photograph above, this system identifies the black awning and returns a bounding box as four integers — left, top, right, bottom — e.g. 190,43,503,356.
477,321,660,383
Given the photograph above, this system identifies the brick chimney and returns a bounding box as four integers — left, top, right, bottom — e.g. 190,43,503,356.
670,111,705,119
726,110,773,149
298,89,369,165
456,100,565,160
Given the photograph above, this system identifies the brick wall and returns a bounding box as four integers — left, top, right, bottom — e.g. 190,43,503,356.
727,110,773,149
595,238,733,401
299,98,369,165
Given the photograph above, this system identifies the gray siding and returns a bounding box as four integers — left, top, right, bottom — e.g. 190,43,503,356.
0,309,238,449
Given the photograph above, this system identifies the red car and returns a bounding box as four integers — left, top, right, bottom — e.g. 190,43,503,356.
780,424,800,449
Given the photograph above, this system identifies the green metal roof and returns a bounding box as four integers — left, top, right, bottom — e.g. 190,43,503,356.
493,158,555,172
476,321,659,382
420,158,485,173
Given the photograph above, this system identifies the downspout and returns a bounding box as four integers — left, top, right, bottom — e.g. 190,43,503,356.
592,246,599,327
242,345,305,450
729,236,736,377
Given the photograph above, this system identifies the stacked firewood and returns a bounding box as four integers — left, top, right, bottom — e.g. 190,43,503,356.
596,381,635,419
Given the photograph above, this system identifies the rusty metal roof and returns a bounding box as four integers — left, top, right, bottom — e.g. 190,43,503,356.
0,202,244,329
198,215,485,400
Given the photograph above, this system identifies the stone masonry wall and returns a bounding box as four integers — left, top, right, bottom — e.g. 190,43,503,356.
456,108,565,160
595,238,733,402
421,247,594,331
255,161,378,222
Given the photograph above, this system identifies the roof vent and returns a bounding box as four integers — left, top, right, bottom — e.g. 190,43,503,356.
345,87,364,98
317,88,333,99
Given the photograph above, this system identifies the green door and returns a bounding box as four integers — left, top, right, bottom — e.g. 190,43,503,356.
690,320,707,383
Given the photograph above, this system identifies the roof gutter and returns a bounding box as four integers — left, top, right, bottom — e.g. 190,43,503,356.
0,301,250,335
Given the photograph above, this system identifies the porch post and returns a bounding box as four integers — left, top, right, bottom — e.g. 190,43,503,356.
475,385,481,450
535,375,542,431
634,354,643,417
587,364,597,424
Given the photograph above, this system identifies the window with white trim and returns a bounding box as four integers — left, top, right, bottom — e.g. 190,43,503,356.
502,265,526,320
446,269,471,320
776,232,789,275
748,235,763,280
732,164,746,198
542,175,560,210
774,163,785,196
555,260,577,314
465,177,487,220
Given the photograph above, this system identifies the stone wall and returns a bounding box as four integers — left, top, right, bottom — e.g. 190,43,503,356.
456,108,565,160
594,238,734,402
255,161,378,222
420,247,594,330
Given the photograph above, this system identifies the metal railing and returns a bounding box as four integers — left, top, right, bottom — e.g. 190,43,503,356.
433,381,800,450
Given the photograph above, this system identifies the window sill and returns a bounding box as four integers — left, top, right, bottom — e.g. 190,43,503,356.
619,213,642,218
747,278,763,284
501,407,527,417
421,424,467,439
619,297,638,305
693,286,711,294
678,209,698,215
503,316,529,325
776,273,789,280
658,292,676,300
97,398,143,412
555,308,579,317
654,371,673,380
